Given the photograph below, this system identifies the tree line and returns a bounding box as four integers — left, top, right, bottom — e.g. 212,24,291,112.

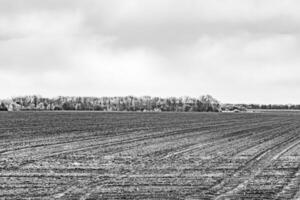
1,95,299,112
0,95,221,112
221,103,300,111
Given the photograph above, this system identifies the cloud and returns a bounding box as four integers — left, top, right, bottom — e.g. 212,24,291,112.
0,0,300,103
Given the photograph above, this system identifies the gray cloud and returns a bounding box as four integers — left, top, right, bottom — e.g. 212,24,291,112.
0,0,300,103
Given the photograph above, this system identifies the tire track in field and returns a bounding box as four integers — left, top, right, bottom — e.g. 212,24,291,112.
211,125,297,158
2,113,298,198
162,124,286,159
4,117,277,197
275,165,300,200
72,179,111,200
5,118,270,170
40,119,284,169
0,125,171,154
50,122,294,199
121,121,282,160
0,118,248,155
0,112,299,199
0,115,276,149
0,114,280,156
8,119,289,171
274,141,300,200
132,119,293,160
3,126,224,169
291,172,300,200
272,140,300,161
212,127,300,200
187,125,298,199
51,178,110,200
0,129,139,155
0,124,184,156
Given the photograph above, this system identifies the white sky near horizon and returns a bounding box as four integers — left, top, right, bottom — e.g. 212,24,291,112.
0,0,300,104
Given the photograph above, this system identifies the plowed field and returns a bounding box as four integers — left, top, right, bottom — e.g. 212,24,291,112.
0,112,300,199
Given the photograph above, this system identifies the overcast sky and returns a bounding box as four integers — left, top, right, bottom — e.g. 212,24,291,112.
1,0,300,104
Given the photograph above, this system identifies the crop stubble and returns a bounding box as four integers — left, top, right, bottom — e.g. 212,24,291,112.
0,112,300,199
